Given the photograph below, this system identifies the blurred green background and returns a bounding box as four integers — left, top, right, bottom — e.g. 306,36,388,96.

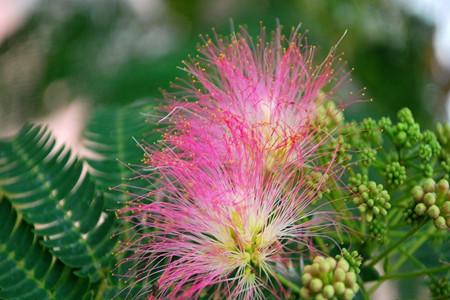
0,1,449,298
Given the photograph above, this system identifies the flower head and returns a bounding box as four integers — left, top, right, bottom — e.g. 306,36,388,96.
163,25,343,171
123,123,341,299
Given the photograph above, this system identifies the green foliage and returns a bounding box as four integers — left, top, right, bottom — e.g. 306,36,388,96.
83,101,160,209
0,198,94,300
0,101,161,299
0,125,116,281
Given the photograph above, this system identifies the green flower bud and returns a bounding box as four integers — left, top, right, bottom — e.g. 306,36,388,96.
319,260,331,273
368,181,377,191
414,203,427,216
310,278,323,293
437,179,449,193
314,256,325,263
302,273,313,285
315,294,326,300
359,204,367,213
326,257,337,269
350,175,391,222
359,184,368,193
345,272,357,286
334,282,346,295
423,192,436,206
429,277,450,300
397,131,407,144
337,259,350,272
442,201,450,215
434,216,447,230
311,263,320,275
322,285,335,299
353,197,361,205
427,205,440,219
300,287,311,299
369,219,387,241
384,161,407,186
302,252,361,299
423,178,436,193
360,147,377,167
343,289,355,300
304,265,312,273
411,186,424,201
334,268,346,282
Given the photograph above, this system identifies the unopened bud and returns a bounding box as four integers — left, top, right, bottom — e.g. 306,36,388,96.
411,186,424,201
323,285,335,298
423,178,435,193
434,216,447,230
414,203,427,215
437,179,449,193
427,205,440,219
423,193,436,206
310,278,323,293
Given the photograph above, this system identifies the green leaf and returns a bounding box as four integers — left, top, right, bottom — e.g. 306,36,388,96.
0,197,94,300
83,101,160,297
0,125,116,282
83,101,160,209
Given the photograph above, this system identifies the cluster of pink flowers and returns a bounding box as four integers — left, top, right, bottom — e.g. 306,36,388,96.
123,25,345,299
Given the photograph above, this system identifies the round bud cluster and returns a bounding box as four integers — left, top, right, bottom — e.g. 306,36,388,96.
378,117,392,130
360,147,377,168
384,161,407,187
410,178,450,230
436,122,450,148
419,131,441,161
300,251,362,300
349,174,391,222
335,249,362,274
306,171,331,200
429,277,450,300
340,122,363,150
388,108,421,148
368,219,387,241
315,101,344,130
327,136,351,165
441,158,450,177
419,163,434,178
361,118,382,145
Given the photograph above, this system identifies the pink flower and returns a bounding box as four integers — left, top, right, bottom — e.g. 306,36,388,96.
120,25,348,299
122,122,341,300
163,25,342,171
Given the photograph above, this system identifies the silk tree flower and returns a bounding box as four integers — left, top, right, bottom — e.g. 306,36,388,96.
122,123,342,300
162,25,345,172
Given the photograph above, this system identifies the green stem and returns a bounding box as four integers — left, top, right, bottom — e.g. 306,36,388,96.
379,265,450,281
367,222,425,268
95,278,108,300
391,225,434,271
276,273,301,295
397,247,427,271
368,226,437,296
